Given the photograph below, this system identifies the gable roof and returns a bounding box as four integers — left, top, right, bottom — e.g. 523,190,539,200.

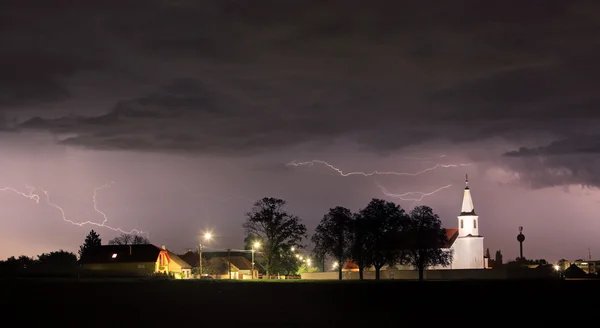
179,251,200,267
227,256,253,271
444,228,459,248
206,257,239,274
343,260,358,270
178,251,265,271
80,244,166,264
166,250,192,269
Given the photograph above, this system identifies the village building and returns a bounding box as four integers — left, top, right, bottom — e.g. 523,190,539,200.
80,244,192,278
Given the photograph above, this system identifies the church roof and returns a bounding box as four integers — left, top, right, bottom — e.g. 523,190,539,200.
444,228,459,248
460,175,476,216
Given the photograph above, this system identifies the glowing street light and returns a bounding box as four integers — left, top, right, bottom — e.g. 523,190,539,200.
554,265,560,271
198,232,213,277
332,261,339,270
251,241,261,279
291,246,295,252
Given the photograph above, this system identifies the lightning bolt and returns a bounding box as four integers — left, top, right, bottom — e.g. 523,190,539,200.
377,183,453,202
1,183,146,236
287,160,470,177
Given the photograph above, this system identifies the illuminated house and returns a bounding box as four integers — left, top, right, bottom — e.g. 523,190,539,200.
179,250,263,279
165,249,192,279
80,244,171,276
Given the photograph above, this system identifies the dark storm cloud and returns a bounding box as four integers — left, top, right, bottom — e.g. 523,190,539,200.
6,1,600,158
500,135,600,188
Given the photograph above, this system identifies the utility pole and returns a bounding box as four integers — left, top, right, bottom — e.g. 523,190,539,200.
227,248,231,279
198,244,203,277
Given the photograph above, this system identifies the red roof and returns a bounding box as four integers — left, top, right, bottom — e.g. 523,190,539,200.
444,228,459,248
342,260,358,270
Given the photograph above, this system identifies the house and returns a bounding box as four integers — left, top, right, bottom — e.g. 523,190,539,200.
80,244,171,276
166,250,192,279
179,250,263,279
205,257,240,279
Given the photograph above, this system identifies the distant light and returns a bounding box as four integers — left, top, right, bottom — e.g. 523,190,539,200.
554,265,560,271
253,242,260,248
332,261,339,269
290,247,295,252
204,232,212,240
112,253,117,259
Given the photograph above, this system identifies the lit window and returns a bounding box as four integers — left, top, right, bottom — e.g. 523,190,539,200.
112,253,117,259
473,220,477,229
460,220,463,228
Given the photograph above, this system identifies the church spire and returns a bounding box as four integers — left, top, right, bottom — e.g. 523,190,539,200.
460,174,475,215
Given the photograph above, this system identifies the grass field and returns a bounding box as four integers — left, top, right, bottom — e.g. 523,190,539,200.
2,278,595,326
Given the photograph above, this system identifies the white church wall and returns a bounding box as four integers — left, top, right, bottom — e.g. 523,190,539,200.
452,237,485,269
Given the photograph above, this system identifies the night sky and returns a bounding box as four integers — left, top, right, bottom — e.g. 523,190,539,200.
2,0,600,262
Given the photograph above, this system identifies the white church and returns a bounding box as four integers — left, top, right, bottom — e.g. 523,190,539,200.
342,175,486,273
435,175,486,269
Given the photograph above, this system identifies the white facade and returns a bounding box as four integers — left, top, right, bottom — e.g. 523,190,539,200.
451,236,485,269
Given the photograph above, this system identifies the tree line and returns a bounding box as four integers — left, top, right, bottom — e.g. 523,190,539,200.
243,197,452,281
0,229,151,277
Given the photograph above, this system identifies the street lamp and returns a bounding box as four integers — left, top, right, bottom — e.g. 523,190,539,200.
198,232,212,277
251,241,260,279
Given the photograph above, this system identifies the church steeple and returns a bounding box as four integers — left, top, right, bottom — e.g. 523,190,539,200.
458,174,479,237
461,174,475,215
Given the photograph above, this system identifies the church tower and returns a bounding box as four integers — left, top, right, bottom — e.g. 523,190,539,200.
458,175,479,237
451,174,485,269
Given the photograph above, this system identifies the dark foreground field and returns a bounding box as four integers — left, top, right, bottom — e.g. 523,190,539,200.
2,278,597,326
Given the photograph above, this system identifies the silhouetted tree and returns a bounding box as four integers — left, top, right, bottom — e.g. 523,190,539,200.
273,249,301,276
495,250,503,266
360,199,407,280
243,197,307,278
79,230,102,259
349,213,369,280
312,206,354,280
108,233,150,245
37,250,78,273
0,256,36,275
485,248,491,259
403,206,453,281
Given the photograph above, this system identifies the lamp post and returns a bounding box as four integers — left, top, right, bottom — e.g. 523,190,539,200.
198,232,212,278
251,242,260,279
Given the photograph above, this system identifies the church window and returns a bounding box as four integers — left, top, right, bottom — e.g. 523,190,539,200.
460,220,463,228
473,220,477,229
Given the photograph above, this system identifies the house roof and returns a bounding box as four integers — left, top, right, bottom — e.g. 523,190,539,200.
179,251,199,267
178,251,265,271
207,257,239,274
227,256,253,271
444,228,459,248
343,260,358,270
166,250,192,269
80,244,166,264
